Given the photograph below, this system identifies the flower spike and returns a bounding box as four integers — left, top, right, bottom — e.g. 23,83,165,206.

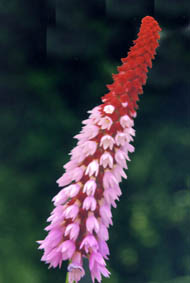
38,16,161,282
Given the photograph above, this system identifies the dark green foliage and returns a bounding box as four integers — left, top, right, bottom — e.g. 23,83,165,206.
0,1,190,282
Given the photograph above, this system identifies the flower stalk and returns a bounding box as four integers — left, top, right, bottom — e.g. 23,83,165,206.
66,271,69,283
38,16,161,283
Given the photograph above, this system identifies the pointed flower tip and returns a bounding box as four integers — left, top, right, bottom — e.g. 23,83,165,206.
141,16,162,30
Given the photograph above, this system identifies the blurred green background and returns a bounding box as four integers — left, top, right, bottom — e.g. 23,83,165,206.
0,1,190,283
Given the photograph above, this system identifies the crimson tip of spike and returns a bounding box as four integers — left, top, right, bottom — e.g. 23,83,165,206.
141,15,156,22
141,16,162,31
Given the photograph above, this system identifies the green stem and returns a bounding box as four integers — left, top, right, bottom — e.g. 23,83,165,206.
65,271,69,283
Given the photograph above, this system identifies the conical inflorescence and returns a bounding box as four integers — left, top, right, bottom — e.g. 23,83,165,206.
38,16,161,283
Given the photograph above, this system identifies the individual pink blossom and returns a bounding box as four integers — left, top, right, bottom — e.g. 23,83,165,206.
120,114,134,128
122,102,128,107
115,132,127,146
71,141,97,161
80,235,99,253
38,16,161,283
69,146,86,163
70,167,85,182
112,164,127,182
56,167,84,186
40,246,63,268
89,251,110,283
56,172,73,187
115,148,128,168
64,203,79,220
52,188,68,206
64,223,80,241
104,187,119,208
66,184,81,198
98,239,110,260
53,184,81,206
100,135,115,150
98,116,113,130
47,206,65,224
103,171,118,190
87,106,101,123
99,204,113,227
38,229,63,250
68,264,85,283
82,196,96,211
100,152,113,168
64,160,78,171
86,213,100,233
68,252,85,282
83,179,96,196
85,160,99,177
97,222,109,241
103,105,115,114
81,124,99,139
61,240,76,260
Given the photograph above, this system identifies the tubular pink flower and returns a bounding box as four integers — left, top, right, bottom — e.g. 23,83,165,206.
100,135,115,150
61,240,76,260
38,16,161,282
100,152,113,169
66,184,81,198
103,171,118,190
115,148,128,168
120,114,134,128
64,160,78,171
89,252,110,283
38,229,63,250
99,204,113,227
53,184,81,206
82,196,96,211
89,251,106,271
68,252,85,282
86,213,100,234
81,124,99,139
57,167,84,187
64,204,79,220
81,141,97,157
64,223,80,241
47,206,65,224
85,160,99,177
103,105,115,114
68,264,85,283
98,116,113,130
83,179,96,196
97,223,109,241
41,247,63,268
56,172,73,187
80,235,98,253
112,164,127,182
71,141,97,162
115,132,127,146
103,187,119,208
52,189,68,206
87,106,101,122
98,239,110,260
70,167,84,182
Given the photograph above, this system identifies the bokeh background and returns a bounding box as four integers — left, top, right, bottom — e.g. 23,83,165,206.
0,1,190,283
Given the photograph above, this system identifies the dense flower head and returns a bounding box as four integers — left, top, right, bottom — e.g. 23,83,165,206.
38,16,161,282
